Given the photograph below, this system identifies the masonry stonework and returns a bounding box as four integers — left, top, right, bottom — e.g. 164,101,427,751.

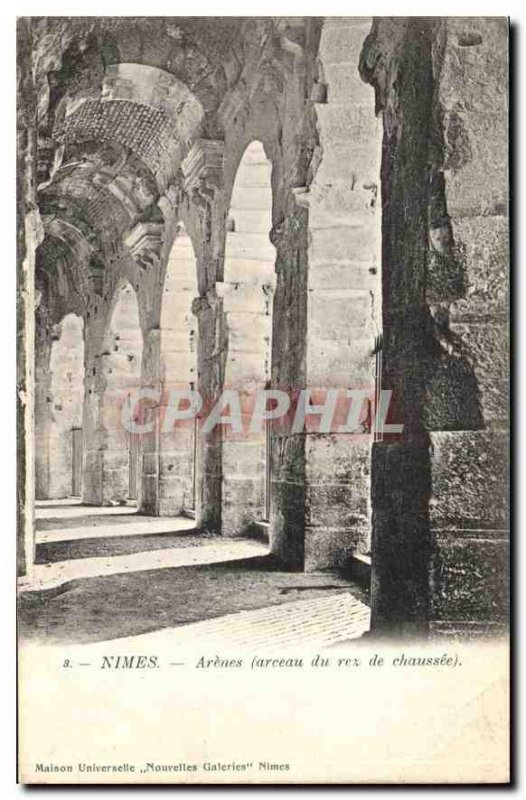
17,16,509,640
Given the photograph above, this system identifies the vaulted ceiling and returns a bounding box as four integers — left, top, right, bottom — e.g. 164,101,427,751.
29,17,296,319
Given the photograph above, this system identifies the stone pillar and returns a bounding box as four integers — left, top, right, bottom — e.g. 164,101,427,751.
362,18,509,637
155,229,198,516
82,285,143,506
82,319,105,506
268,23,317,571
219,280,274,535
220,141,276,535
139,327,161,515
426,18,509,638
100,291,143,505
298,17,382,571
180,139,226,533
34,331,53,500
34,314,85,499
361,19,440,636
269,222,307,570
193,294,223,532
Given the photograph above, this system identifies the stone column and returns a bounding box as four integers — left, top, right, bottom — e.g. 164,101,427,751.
156,230,198,516
220,141,276,535
34,330,53,500
82,288,143,506
426,18,509,638
180,139,225,533
34,315,85,499
193,294,222,532
267,23,317,571
100,294,143,505
292,18,382,571
361,19,440,636
139,327,161,515
82,318,105,505
362,18,509,637
219,279,274,535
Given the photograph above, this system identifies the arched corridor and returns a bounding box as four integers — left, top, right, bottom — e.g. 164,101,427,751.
17,16,509,647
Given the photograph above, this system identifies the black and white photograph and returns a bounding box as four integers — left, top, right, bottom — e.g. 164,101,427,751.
13,10,511,785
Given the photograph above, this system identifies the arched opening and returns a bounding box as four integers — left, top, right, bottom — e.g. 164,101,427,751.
222,140,275,535
99,281,143,506
158,223,199,516
35,313,85,500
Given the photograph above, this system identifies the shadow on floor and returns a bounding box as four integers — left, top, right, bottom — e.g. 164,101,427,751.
18,555,368,645
35,531,216,563
37,511,143,532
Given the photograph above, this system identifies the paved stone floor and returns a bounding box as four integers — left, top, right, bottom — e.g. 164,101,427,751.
18,501,370,647
108,593,371,651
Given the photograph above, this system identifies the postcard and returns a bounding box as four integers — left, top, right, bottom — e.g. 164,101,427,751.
16,15,510,784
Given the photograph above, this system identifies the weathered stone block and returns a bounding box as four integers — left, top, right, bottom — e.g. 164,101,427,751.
139,474,158,514
307,259,379,291
222,439,264,476
443,111,508,217
222,256,275,284
308,291,372,339
307,336,374,388
306,435,371,485
219,284,271,315
313,143,382,188
225,231,275,260
316,104,379,148
429,430,509,530
304,526,363,572
228,209,273,235
226,312,271,347
431,535,509,623
159,449,193,476
322,61,376,106
309,182,380,230
438,18,508,116
309,224,379,266
306,482,369,528
221,476,264,535
102,450,129,470
319,19,373,66
448,216,509,320
101,467,128,503
270,479,305,570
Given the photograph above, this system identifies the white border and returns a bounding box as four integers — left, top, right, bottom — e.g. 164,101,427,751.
1,3,523,797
